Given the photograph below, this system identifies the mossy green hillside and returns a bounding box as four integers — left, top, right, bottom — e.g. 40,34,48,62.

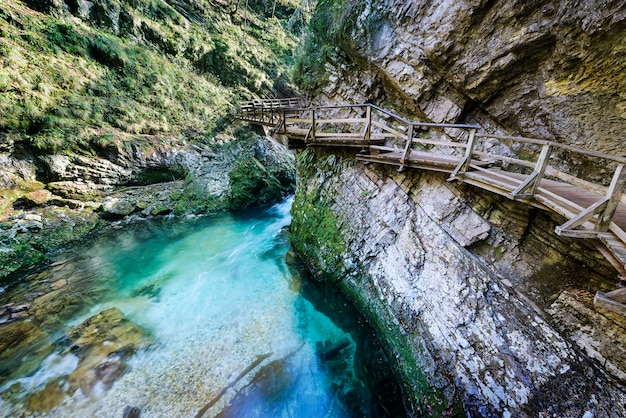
0,0,300,153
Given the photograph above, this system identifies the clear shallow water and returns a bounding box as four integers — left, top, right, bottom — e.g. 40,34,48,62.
0,198,405,417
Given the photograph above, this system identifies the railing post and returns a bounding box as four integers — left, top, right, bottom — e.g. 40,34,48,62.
451,128,477,177
364,105,372,148
398,124,414,172
310,108,316,141
596,163,626,232
509,143,552,199
281,109,286,134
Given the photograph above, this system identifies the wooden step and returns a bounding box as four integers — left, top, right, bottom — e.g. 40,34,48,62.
599,234,626,271
594,290,626,316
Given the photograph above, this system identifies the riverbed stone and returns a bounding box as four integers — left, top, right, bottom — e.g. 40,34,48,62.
62,307,152,395
26,382,65,413
0,320,49,378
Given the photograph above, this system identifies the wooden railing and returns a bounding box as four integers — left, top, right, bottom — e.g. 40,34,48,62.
236,98,301,129
235,99,626,268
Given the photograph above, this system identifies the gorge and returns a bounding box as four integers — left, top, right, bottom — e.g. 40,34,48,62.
286,0,626,416
1,0,626,417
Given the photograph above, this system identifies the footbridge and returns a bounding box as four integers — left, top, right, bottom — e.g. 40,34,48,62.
235,98,626,316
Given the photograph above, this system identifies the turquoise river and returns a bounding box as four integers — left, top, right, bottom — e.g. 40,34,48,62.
0,198,406,417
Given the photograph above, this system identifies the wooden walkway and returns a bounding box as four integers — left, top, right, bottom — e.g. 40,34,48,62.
235,99,626,316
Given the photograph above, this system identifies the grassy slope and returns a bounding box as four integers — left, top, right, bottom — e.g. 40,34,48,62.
0,0,300,153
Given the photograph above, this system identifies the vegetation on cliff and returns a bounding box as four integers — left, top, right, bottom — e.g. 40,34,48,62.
0,0,300,153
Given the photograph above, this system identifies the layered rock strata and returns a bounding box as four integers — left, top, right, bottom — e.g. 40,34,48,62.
291,149,626,416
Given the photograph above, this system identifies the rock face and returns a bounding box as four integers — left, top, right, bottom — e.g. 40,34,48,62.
291,2,626,415
291,149,626,416
308,0,625,158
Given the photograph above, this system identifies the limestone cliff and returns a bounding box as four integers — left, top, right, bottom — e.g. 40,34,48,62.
292,149,626,416
298,0,625,157
290,0,626,416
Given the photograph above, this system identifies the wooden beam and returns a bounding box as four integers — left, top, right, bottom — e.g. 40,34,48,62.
509,143,552,199
411,138,468,149
398,124,414,172
364,105,372,148
555,197,609,236
450,128,477,177
596,164,626,232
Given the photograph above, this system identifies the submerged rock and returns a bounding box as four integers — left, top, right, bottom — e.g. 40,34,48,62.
61,307,152,396
123,405,141,418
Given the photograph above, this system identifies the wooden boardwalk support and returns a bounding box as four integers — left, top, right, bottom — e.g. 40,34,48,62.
235,98,626,317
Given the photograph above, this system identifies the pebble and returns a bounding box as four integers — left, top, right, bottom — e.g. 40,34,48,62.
9,311,29,320
25,292,44,301
51,279,68,290
11,304,30,313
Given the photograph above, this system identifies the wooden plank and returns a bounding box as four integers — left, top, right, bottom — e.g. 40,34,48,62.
472,151,536,169
609,223,626,246
313,132,365,138
544,166,607,196
460,171,518,193
315,118,367,124
372,121,409,139
594,292,626,316
596,164,626,231
468,166,525,185
412,138,467,149
476,133,549,147
370,145,401,152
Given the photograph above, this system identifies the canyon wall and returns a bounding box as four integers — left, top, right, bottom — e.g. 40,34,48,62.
292,150,626,416
291,0,626,415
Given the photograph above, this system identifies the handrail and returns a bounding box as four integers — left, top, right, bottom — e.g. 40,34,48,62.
236,98,624,165
237,97,626,312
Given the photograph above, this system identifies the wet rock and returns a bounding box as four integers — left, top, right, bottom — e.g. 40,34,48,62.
50,279,68,290
61,308,152,395
316,337,350,361
13,214,43,232
48,197,86,210
291,155,626,415
101,196,136,219
123,405,141,418
30,289,85,328
9,310,29,320
133,283,161,299
26,381,64,413
0,320,49,373
11,304,30,313
15,190,53,208
47,181,111,201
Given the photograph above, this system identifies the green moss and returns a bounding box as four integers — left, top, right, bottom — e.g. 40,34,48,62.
291,194,346,276
172,181,222,216
292,0,384,91
0,207,102,281
229,158,283,209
